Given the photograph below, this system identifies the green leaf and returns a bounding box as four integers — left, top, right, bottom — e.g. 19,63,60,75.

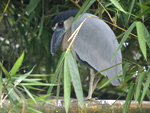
68,0,95,30
27,107,42,113
122,63,132,82
135,71,146,102
42,26,50,54
137,7,150,18
140,71,150,105
1,108,6,113
25,65,36,75
79,0,96,18
27,93,51,103
10,52,24,77
136,21,147,61
37,0,44,39
142,24,150,48
27,0,40,14
7,84,21,102
22,85,36,103
67,51,84,109
41,52,65,110
0,62,10,78
14,75,28,86
27,11,35,24
64,55,71,113
112,22,136,60
98,69,122,89
123,84,135,113
37,14,44,39
125,0,135,27
56,65,63,105
110,0,126,13
20,83,56,86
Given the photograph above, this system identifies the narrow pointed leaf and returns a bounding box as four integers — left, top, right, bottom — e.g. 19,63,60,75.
22,85,36,103
27,93,51,103
112,22,136,60
123,84,135,113
10,52,24,77
41,52,65,109
136,21,147,61
125,0,135,27
67,51,84,109
137,8,150,18
110,0,126,13
0,62,10,78
98,70,122,89
27,0,40,14
142,23,150,48
122,63,131,81
140,72,150,105
37,0,44,39
135,71,146,102
56,65,62,104
20,83,56,86
64,56,71,113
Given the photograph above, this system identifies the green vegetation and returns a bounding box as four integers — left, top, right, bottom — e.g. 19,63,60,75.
0,0,150,113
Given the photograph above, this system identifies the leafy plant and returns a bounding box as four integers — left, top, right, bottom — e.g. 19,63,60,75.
0,52,55,113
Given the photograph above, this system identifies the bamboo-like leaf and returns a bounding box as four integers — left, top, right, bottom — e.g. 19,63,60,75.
25,85,44,91
41,52,65,109
0,62,10,78
37,0,44,39
125,0,135,27
27,93,51,103
142,23,150,48
14,75,28,86
122,63,131,82
135,71,146,102
68,0,96,31
123,84,135,113
27,0,40,14
112,22,136,60
140,71,150,105
136,21,147,61
137,8,150,18
20,83,56,86
67,51,84,109
27,107,42,113
22,85,36,103
1,108,5,113
79,0,96,18
56,65,62,105
22,78,41,82
64,55,71,113
110,0,126,13
7,84,21,102
10,52,24,77
98,70,122,89
42,26,50,54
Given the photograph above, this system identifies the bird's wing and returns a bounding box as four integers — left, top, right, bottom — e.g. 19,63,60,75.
71,13,122,86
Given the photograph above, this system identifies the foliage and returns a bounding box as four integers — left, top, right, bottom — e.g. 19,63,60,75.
0,0,150,113
0,52,55,112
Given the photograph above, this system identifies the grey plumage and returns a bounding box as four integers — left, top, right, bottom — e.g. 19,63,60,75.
71,13,122,85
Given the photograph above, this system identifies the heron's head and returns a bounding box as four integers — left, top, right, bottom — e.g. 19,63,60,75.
50,10,78,54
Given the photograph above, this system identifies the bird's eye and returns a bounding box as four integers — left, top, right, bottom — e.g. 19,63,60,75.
58,21,64,28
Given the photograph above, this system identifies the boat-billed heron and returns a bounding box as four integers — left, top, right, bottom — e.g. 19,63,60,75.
51,10,122,99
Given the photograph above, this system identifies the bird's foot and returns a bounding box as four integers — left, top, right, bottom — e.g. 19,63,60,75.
84,96,98,101
70,97,98,103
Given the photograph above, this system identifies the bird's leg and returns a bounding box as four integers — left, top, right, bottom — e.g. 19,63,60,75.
92,74,101,92
85,68,95,100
